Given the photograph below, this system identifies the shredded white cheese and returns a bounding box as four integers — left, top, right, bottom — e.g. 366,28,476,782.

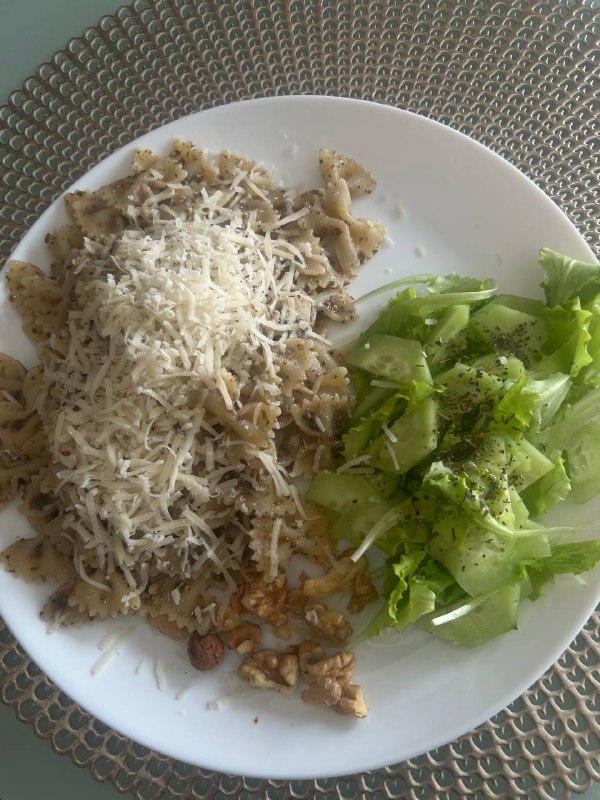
336,455,371,474
43,194,328,595
268,519,283,581
155,657,168,691
382,422,398,444
384,440,400,472
91,628,133,675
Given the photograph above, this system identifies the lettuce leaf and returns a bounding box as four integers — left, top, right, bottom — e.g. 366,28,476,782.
540,248,600,307
527,539,600,596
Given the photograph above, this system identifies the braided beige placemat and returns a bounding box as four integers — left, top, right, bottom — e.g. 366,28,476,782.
1,1,599,797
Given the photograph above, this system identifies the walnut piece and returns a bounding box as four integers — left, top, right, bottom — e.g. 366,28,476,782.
335,683,368,718
301,550,368,599
302,680,367,718
297,639,324,672
297,640,367,718
241,574,288,627
348,570,378,614
300,548,376,615
222,622,261,654
187,631,224,671
298,641,355,685
300,676,342,707
285,587,306,617
238,649,298,693
304,602,352,644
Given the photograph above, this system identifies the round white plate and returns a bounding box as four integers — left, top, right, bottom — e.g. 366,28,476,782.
0,96,598,780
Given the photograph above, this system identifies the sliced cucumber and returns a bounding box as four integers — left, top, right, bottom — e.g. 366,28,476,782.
346,334,432,386
470,303,548,364
369,396,438,474
419,582,521,648
306,471,379,513
425,304,470,370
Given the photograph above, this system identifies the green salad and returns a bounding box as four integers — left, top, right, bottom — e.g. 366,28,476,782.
307,249,600,648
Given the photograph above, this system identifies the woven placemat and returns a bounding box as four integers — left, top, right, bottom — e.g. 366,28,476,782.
1,1,599,797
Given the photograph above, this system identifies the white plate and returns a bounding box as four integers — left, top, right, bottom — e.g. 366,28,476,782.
0,96,598,780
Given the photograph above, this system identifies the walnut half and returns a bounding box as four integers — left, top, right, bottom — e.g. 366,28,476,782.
298,640,367,718
304,602,352,644
222,621,261,654
241,574,288,628
238,649,298,694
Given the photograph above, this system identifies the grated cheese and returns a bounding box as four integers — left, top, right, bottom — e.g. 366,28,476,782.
384,440,400,472
43,190,330,595
155,657,168,691
382,422,398,444
268,519,283,581
336,455,372,474
91,628,133,675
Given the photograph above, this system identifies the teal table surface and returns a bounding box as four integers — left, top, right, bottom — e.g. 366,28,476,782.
0,2,599,799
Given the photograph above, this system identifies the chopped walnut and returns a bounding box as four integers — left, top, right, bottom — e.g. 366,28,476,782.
304,602,352,644
297,640,366,717
297,639,323,672
301,550,368,600
302,679,367,718
238,649,298,693
241,574,288,627
285,587,307,617
348,570,378,614
301,676,342,707
222,622,261,654
335,683,368,718
298,641,355,685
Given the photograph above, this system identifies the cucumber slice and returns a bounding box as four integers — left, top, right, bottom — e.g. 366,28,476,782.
436,363,504,416
306,471,379,513
419,582,521,648
351,386,395,423
470,303,548,364
425,304,470,370
430,517,549,597
469,353,525,382
331,498,398,540
505,437,555,490
369,396,438,474
490,293,545,316
346,334,432,386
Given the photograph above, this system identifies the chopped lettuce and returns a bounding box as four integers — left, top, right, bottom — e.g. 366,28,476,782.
540,248,600,307
419,583,521,648
309,249,600,651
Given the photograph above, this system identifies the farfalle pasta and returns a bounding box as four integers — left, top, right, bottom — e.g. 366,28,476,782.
0,142,383,714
